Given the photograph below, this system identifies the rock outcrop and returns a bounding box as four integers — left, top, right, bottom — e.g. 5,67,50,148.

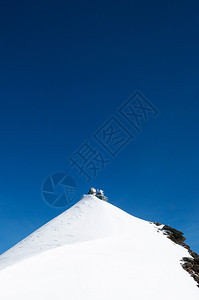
153,222,199,287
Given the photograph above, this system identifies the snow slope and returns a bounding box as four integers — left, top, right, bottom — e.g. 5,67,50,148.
0,195,198,299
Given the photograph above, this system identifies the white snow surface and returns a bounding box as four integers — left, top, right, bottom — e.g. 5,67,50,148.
0,195,198,299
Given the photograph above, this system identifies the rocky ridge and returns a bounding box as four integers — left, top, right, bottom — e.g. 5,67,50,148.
153,222,199,287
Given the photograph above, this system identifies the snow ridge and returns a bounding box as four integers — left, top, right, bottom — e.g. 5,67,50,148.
0,195,198,300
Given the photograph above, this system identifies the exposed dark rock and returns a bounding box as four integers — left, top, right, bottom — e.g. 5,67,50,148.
182,257,194,263
152,222,199,287
162,225,186,244
182,257,199,288
154,222,162,226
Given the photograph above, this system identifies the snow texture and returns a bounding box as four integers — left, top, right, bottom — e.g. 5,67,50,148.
0,195,198,299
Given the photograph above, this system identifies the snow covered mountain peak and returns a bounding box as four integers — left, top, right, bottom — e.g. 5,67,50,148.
0,194,141,270
0,194,198,300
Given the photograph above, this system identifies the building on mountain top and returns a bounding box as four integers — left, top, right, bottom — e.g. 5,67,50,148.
88,188,108,202
88,187,96,196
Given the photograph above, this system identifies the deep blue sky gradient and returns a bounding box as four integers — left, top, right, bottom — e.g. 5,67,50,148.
0,0,199,254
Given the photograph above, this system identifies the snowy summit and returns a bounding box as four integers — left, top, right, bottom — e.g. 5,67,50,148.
0,194,198,300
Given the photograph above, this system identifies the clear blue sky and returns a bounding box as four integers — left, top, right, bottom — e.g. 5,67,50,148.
0,0,199,254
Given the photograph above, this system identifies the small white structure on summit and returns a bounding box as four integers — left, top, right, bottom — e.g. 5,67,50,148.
88,188,108,202
88,187,96,196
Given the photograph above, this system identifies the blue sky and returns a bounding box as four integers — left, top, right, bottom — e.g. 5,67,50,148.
0,0,199,254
